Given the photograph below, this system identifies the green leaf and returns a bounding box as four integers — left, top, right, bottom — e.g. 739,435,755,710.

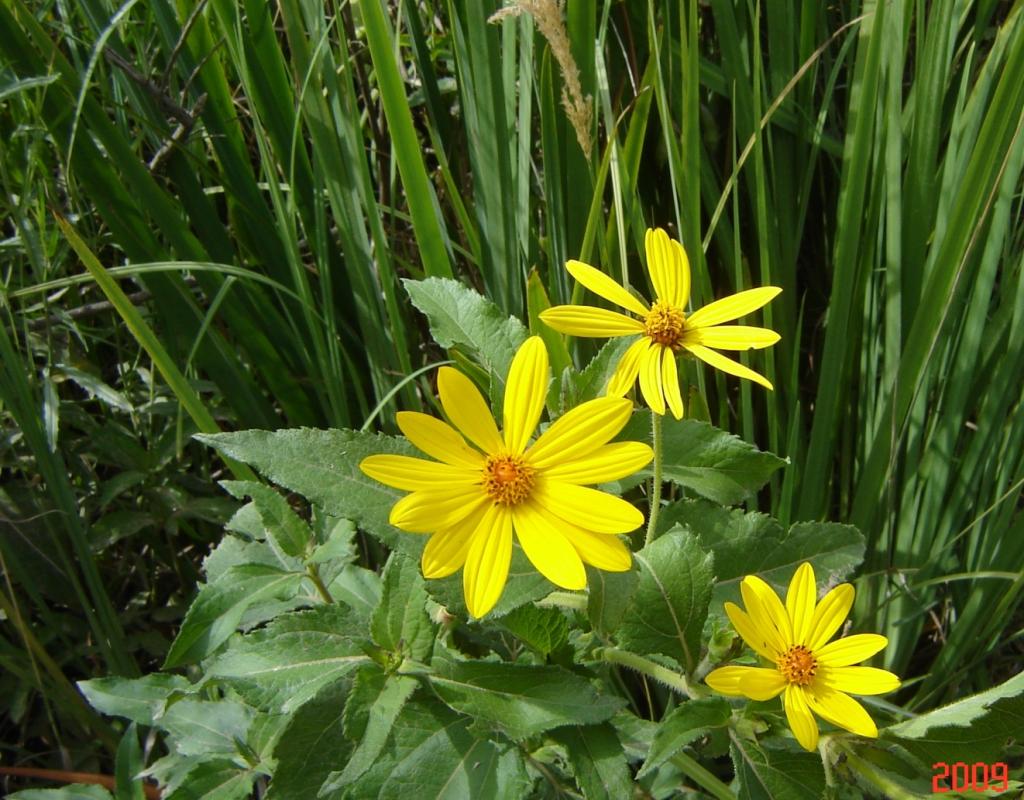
731,738,825,800
114,723,145,800
403,277,529,386
660,499,865,615
164,564,306,668
497,604,569,657
617,530,714,673
322,674,419,791
266,680,353,800
587,566,639,639
551,724,632,800
638,697,731,778
196,429,420,554
207,606,370,713
884,671,1024,766
155,759,256,800
78,674,192,725
328,564,383,620
371,553,435,661
621,412,786,505
429,660,623,740
220,480,311,559
562,337,637,408
7,788,113,800
159,698,254,758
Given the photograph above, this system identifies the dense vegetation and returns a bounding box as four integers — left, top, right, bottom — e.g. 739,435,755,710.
2,0,1023,796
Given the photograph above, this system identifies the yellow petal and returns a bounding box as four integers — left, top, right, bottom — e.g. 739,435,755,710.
422,503,488,578
685,344,774,390
784,685,819,751
390,490,486,533
806,684,878,738
511,502,586,590
738,667,788,701
503,337,549,455
786,563,817,646
682,325,781,350
725,602,782,661
814,633,887,666
437,367,504,454
463,505,513,618
638,341,666,415
741,575,794,647
360,454,479,491
805,583,855,651
396,411,484,468
562,527,632,571
706,665,751,697
539,305,645,337
819,666,900,695
644,228,689,308
528,396,633,468
606,336,650,396
566,259,650,317
533,480,644,533
542,441,654,484
661,347,684,419
686,286,782,328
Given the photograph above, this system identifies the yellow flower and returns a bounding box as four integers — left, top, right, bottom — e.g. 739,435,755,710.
705,563,900,751
360,336,653,618
539,228,781,418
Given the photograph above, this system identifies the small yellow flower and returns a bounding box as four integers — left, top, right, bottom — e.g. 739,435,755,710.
360,337,653,618
705,563,900,751
539,228,781,418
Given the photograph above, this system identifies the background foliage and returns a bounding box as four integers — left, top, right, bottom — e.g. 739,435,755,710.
1,0,1023,795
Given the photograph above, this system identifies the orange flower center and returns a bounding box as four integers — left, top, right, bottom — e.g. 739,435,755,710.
644,301,686,349
777,645,818,686
483,455,534,506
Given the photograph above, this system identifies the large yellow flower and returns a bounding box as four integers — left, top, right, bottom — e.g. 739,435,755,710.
705,563,900,751
360,337,653,618
540,228,781,418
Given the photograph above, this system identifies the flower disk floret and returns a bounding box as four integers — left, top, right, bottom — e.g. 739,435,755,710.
705,562,901,751
360,336,654,618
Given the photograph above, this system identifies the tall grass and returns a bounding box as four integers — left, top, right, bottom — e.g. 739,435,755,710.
1,0,1022,772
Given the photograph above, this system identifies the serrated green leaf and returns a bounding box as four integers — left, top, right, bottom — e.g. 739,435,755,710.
322,674,419,792
7,787,114,800
308,518,357,565
620,412,786,504
884,671,1024,766
497,604,569,657
587,566,639,638
78,674,192,726
266,680,353,800
159,698,254,758
403,277,529,387
164,564,306,668
429,660,623,740
328,564,382,620
371,553,435,660
638,697,731,778
220,480,311,559
563,337,638,408
207,606,370,713
155,759,257,800
618,530,714,673
660,499,865,616
731,738,825,800
551,724,632,800
196,429,420,554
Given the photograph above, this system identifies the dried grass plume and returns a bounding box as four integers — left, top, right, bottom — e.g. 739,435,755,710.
490,0,593,158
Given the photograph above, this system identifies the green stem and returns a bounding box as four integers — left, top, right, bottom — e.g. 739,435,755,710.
645,411,664,547
306,564,334,604
670,750,735,800
835,741,917,800
599,647,704,698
